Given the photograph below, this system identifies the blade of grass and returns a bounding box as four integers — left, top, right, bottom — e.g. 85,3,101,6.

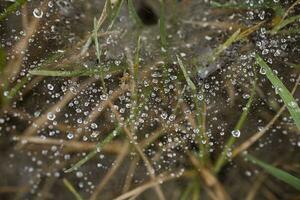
256,54,300,130
214,80,256,173
93,17,106,91
210,1,254,9
211,29,241,61
108,0,124,30
0,48,5,74
94,17,102,65
177,56,196,91
159,0,167,49
0,48,6,106
127,0,143,27
80,0,109,55
29,64,126,77
272,0,300,34
0,0,27,22
133,36,141,82
65,126,121,173
129,35,142,121
271,14,300,34
245,154,300,191
2,76,31,104
289,63,300,69
200,22,263,67
177,56,208,163
29,69,86,77
210,0,284,16
63,178,84,200
180,181,194,200
232,75,300,158
106,0,113,21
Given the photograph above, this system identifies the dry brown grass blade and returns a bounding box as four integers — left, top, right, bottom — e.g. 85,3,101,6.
13,136,122,154
188,153,231,200
83,85,129,129
233,74,300,157
182,20,245,31
113,173,176,200
80,0,109,56
181,102,197,129
107,101,166,200
245,174,267,200
13,153,72,200
0,186,25,194
237,21,265,40
66,84,130,145
15,78,95,148
3,1,49,83
122,156,140,193
224,78,236,107
36,177,56,200
90,142,130,200
282,0,300,20
21,5,28,28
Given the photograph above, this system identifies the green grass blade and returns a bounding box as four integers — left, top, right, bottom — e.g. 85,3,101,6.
289,63,300,69
106,0,113,21
212,29,241,60
108,0,124,30
63,178,84,200
246,154,300,191
199,29,241,66
94,17,102,65
159,0,167,49
272,14,300,34
210,0,284,15
0,48,6,106
214,81,256,173
29,69,87,77
210,1,253,9
134,36,141,82
65,126,121,173
177,56,209,162
177,56,196,91
4,76,30,102
127,0,143,27
0,0,27,21
93,17,106,90
0,48,5,74
29,64,125,77
256,54,300,130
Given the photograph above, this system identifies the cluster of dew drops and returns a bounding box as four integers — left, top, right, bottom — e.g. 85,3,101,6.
0,0,300,195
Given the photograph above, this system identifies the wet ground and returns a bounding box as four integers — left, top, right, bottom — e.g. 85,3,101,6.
0,0,300,200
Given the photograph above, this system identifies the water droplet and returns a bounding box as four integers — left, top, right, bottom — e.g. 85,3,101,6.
47,84,54,90
275,86,282,94
242,93,250,99
231,130,240,138
259,67,266,75
288,101,298,108
67,132,74,140
48,1,54,7
47,112,56,121
34,111,41,117
33,8,43,18
91,123,98,129
76,171,83,178
160,112,168,120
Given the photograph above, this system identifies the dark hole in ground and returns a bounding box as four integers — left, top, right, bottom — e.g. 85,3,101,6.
136,1,158,25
